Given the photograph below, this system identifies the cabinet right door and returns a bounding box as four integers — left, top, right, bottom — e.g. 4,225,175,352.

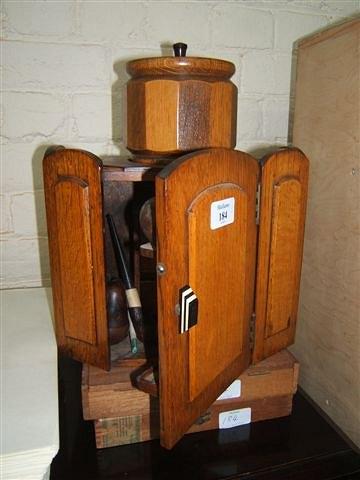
253,148,309,363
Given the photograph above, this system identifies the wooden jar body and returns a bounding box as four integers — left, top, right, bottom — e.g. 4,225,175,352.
126,58,237,157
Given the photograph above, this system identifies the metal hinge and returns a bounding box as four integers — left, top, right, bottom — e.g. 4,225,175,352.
256,183,261,225
250,313,256,352
195,411,211,425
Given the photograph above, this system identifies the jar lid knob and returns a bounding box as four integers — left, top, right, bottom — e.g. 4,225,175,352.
173,43,188,57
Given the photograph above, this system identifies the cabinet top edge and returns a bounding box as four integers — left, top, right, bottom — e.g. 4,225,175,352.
102,156,163,181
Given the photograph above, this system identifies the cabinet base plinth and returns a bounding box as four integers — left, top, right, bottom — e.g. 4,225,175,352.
82,350,299,449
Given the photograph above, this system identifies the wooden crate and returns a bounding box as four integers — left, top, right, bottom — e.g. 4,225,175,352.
82,350,299,448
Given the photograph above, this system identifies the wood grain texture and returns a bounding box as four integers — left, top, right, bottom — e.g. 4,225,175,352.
126,56,235,79
55,175,96,344
83,349,297,413
85,350,298,448
188,184,248,400
253,148,309,363
43,148,110,370
292,18,360,447
94,395,294,448
156,148,259,449
126,64,237,157
265,178,302,337
127,79,178,154
102,158,162,182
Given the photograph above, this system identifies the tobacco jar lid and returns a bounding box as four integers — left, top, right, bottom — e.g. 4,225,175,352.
126,43,235,79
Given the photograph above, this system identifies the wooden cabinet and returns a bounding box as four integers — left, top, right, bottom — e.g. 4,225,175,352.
43,146,308,449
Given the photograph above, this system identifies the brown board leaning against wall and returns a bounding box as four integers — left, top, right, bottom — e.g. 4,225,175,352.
292,18,360,446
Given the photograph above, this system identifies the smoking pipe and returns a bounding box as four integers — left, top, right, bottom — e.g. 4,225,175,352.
106,214,144,343
106,279,129,345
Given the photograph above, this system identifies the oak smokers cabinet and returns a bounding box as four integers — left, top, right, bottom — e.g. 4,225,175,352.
43,49,309,450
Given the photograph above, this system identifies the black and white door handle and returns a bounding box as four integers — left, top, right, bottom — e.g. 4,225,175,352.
179,285,198,334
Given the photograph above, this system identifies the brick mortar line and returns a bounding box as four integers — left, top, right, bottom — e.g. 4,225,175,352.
0,90,291,99
1,235,49,241
1,39,287,53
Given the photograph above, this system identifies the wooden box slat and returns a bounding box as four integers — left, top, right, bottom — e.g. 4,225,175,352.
94,394,294,448
82,350,298,448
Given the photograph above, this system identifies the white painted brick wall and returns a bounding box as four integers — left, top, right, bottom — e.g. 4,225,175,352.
1,0,359,289
3,1,76,38
274,11,328,51
3,41,109,91
79,3,149,45
213,5,273,48
241,51,292,95
71,93,112,141
2,91,68,140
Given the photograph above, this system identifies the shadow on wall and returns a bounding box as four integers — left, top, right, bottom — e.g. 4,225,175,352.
32,55,137,292
31,143,58,288
112,58,129,154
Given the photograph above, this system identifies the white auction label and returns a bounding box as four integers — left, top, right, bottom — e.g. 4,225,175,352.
219,408,251,429
217,380,241,401
210,197,235,230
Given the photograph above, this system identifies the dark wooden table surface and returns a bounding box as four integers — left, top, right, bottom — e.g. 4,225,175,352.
50,357,360,480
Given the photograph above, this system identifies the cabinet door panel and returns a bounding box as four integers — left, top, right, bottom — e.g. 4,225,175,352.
253,148,309,362
188,184,248,400
156,148,259,449
43,148,109,370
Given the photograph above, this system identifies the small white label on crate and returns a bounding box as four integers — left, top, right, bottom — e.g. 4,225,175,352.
217,380,241,401
219,408,251,429
210,197,235,230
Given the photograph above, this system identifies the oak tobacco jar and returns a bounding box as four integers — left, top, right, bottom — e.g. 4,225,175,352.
126,43,237,159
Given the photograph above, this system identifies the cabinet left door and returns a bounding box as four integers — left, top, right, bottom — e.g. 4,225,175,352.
43,148,110,370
